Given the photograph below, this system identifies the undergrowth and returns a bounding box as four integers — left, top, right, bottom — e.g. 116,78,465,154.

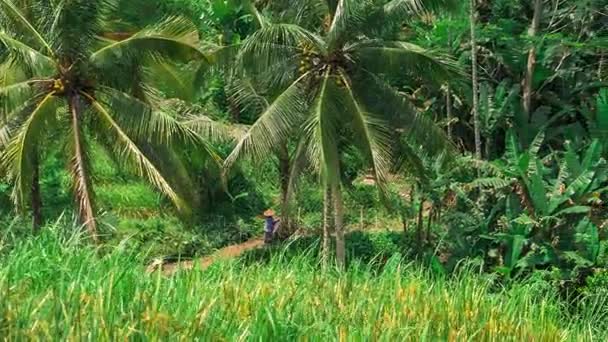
0,224,606,340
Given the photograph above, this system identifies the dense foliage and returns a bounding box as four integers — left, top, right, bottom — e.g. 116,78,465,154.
1,0,607,338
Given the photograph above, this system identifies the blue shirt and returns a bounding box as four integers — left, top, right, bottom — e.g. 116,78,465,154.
265,217,276,233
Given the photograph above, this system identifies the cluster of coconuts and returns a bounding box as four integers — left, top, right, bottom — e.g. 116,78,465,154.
51,79,65,95
298,44,347,88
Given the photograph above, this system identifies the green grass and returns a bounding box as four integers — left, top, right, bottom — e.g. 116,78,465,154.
0,225,606,341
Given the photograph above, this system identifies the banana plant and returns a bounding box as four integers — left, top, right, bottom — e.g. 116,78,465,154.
478,80,519,159
581,88,608,154
473,131,607,276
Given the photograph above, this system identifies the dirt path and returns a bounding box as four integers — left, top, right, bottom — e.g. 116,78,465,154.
147,223,404,276
147,238,265,276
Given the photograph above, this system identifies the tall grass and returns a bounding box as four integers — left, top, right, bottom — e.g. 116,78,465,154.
0,225,605,341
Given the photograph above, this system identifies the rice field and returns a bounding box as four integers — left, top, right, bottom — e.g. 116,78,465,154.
0,229,605,341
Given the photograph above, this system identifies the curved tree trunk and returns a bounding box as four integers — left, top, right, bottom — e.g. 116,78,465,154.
278,143,292,238
332,182,345,269
322,184,332,268
470,0,482,160
523,0,543,120
31,149,43,233
69,94,98,243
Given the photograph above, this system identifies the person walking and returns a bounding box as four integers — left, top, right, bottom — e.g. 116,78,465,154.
263,209,280,244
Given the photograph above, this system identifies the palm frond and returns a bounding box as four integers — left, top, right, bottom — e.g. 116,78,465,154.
142,57,200,102
352,70,454,157
339,71,392,198
226,77,270,116
392,138,427,181
224,72,311,171
90,16,206,68
327,0,364,49
0,32,54,73
1,91,57,210
238,23,323,77
350,40,462,84
285,138,312,205
94,86,224,169
0,0,54,56
242,0,267,29
0,78,52,116
49,0,118,56
84,92,188,214
384,0,459,21
180,110,242,143
302,70,341,185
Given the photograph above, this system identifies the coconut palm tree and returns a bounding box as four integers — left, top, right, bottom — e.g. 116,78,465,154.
0,0,219,240
225,0,460,267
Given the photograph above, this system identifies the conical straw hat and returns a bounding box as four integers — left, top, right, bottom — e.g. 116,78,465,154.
263,209,275,217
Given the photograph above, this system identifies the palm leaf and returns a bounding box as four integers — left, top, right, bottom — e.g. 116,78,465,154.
1,91,57,210
224,72,311,171
0,32,54,73
327,0,364,49
384,0,459,20
238,23,323,77
90,16,206,68
339,71,392,199
302,70,341,185
0,0,54,56
352,70,454,157
350,40,461,83
84,92,188,214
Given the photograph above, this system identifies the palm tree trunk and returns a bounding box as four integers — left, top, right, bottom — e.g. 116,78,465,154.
470,0,482,160
69,94,98,243
523,0,543,119
426,206,433,244
446,85,453,140
278,143,291,238
322,184,331,267
31,149,43,233
485,136,492,160
599,51,604,81
332,182,345,269
401,204,408,236
417,198,424,248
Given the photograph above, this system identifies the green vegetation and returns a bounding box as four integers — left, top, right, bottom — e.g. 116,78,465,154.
1,227,606,340
1,0,607,339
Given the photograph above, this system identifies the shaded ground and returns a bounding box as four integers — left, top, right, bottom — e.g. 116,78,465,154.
148,238,265,275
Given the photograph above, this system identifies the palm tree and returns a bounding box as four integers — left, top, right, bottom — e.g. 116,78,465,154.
469,0,481,160
225,0,459,267
0,0,218,240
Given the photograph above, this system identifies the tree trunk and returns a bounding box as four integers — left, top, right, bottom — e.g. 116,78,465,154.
31,149,43,233
416,199,424,248
69,94,98,243
278,143,291,238
470,0,482,160
426,206,433,244
401,204,408,236
446,84,453,140
446,30,454,141
599,51,605,82
523,0,543,119
485,136,492,160
322,184,331,268
332,182,345,269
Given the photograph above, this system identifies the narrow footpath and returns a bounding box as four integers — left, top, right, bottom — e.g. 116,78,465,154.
147,238,265,275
